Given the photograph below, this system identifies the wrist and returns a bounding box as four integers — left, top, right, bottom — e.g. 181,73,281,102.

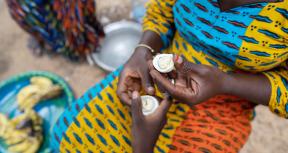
221,72,236,95
134,48,153,60
133,143,154,153
139,30,163,52
136,44,157,56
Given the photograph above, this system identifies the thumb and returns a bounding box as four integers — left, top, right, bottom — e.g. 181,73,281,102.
157,93,172,116
173,55,201,74
131,91,144,123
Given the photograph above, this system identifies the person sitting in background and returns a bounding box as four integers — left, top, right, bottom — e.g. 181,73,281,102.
52,0,288,152
6,0,104,61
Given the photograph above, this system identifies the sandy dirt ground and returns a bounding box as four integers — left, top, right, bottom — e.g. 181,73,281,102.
1,1,288,153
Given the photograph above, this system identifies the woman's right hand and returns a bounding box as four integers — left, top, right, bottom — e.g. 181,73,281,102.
117,48,155,105
149,55,228,107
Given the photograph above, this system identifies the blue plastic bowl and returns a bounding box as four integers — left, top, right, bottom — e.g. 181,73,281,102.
0,71,75,153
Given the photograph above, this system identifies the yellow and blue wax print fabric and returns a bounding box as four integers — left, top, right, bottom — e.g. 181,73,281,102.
52,0,288,152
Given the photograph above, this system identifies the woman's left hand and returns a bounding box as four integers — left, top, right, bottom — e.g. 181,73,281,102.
149,55,228,107
131,91,171,153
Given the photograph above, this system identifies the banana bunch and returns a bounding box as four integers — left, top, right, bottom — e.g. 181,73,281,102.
17,76,62,111
0,110,43,153
0,76,62,152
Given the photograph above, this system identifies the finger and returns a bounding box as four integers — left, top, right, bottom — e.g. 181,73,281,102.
117,72,131,103
157,93,172,115
117,88,131,105
151,70,193,101
168,70,177,79
131,91,144,122
173,55,202,74
147,60,154,71
139,69,155,95
175,72,187,88
150,70,177,94
117,70,126,91
117,86,131,105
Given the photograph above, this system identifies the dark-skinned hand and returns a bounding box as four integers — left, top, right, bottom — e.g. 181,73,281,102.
117,49,155,105
131,91,172,153
149,55,228,107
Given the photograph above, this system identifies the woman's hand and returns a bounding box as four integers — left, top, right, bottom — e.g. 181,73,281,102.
149,55,228,107
131,91,171,153
117,31,164,105
117,49,155,105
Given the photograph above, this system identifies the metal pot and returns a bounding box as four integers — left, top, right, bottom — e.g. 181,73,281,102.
92,21,142,72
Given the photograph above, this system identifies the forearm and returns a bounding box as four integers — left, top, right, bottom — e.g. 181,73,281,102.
223,72,271,105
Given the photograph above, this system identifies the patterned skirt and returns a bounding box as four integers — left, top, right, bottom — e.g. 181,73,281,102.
52,67,255,153
6,0,104,60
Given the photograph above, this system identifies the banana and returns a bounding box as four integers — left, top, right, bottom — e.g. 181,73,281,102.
22,138,40,153
8,138,31,153
0,127,14,140
1,110,43,153
18,95,41,111
10,114,28,127
17,85,42,110
41,85,62,100
0,114,9,137
5,133,27,146
30,76,53,89
7,111,42,152
17,76,63,111
9,77,61,153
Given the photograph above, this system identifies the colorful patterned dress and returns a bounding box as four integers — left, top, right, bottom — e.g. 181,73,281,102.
6,0,104,60
52,0,288,152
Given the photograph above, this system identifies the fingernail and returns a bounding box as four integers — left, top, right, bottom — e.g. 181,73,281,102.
173,55,183,64
132,91,139,99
